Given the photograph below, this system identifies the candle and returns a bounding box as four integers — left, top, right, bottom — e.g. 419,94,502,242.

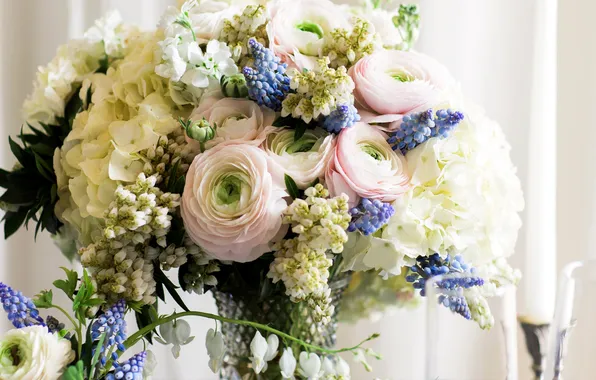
523,0,558,324
502,288,518,380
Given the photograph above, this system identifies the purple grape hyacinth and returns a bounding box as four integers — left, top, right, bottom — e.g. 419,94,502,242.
91,299,127,366
347,198,395,236
0,282,45,328
387,108,464,154
405,253,483,320
243,38,291,111
106,351,147,380
322,104,360,133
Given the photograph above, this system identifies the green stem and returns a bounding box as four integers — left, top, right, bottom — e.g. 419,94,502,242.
126,311,377,354
53,304,83,358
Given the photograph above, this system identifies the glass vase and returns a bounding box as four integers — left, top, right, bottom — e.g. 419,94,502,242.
213,274,352,380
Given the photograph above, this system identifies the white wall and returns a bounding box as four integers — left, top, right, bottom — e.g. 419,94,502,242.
0,0,594,379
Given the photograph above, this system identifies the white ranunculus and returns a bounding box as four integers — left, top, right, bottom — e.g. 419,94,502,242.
383,100,524,265
267,0,351,69
261,127,335,189
0,326,75,380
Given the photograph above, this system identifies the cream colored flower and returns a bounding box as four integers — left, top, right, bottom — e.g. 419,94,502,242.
0,326,75,380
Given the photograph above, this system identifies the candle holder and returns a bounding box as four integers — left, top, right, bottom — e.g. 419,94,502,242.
519,318,550,380
550,319,577,380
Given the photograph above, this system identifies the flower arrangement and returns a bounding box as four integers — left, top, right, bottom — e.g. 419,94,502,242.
0,0,523,379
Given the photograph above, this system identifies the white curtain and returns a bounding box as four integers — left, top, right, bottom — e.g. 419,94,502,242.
1,1,594,379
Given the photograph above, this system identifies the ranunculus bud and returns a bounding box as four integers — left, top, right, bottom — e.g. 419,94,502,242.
220,74,248,98
186,119,215,143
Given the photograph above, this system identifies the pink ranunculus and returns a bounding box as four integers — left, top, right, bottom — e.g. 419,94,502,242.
181,143,288,262
185,97,275,152
267,0,351,70
325,122,410,206
349,49,455,129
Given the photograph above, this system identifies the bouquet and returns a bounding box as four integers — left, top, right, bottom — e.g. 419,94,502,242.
0,0,524,378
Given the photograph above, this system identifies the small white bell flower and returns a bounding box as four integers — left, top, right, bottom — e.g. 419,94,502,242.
250,331,269,374
155,319,195,358
279,348,297,379
322,357,336,375
335,356,351,377
261,334,280,373
143,350,158,379
205,328,226,373
299,352,322,379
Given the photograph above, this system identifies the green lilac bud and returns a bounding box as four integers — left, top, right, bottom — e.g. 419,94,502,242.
220,74,249,98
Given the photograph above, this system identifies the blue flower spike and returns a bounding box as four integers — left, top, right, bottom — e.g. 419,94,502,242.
0,282,45,328
405,253,483,320
105,351,147,380
323,103,360,133
243,38,291,111
91,299,128,365
388,108,465,154
348,198,395,236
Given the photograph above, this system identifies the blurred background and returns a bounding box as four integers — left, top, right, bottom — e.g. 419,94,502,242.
0,0,594,379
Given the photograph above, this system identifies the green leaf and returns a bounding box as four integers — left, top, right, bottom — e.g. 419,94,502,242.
135,303,159,344
3,209,28,239
272,116,293,127
73,270,95,323
62,360,85,380
294,122,307,142
0,188,35,206
33,152,54,181
88,333,106,379
55,267,79,298
8,137,26,166
153,265,189,312
284,174,300,200
33,289,53,309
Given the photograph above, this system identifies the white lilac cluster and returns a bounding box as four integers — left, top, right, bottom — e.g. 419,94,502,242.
219,4,268,64
22,11,133,125
180,246,220,294
79,173,179,304
268,184,350,323
156,0,238,106
322,18,378,69
282,58,356,123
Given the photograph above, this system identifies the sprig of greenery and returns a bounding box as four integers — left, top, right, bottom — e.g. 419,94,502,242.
0,87,89,239
393,4,420,51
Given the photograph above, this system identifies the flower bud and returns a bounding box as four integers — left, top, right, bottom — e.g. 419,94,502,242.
220,74,249,98
186,119,215,142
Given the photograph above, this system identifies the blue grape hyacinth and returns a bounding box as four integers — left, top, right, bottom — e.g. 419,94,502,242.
91,299,127,365
106,351,147,380
0,282,45,328
243,38,291,111
387,108,464,154
323,103,360,133
347,198,395,236
405,253,483,320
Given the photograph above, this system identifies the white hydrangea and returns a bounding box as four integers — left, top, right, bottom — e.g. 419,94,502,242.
383,101,524,266
84,10,135,57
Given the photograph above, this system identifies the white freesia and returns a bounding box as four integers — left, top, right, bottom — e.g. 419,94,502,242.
0,326,75,380
261,127,336,189
155,319,195,358
384,100,524,265
84,10,133,57
249,331,269,374
299,352,322,379
205,328,226,373
279,348,297,379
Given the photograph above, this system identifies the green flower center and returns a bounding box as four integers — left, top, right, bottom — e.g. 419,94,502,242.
0,343,21,374
215,175,244,206
387,68,416,82
286,138,316,154
360,144,387,161
296,21,324,39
